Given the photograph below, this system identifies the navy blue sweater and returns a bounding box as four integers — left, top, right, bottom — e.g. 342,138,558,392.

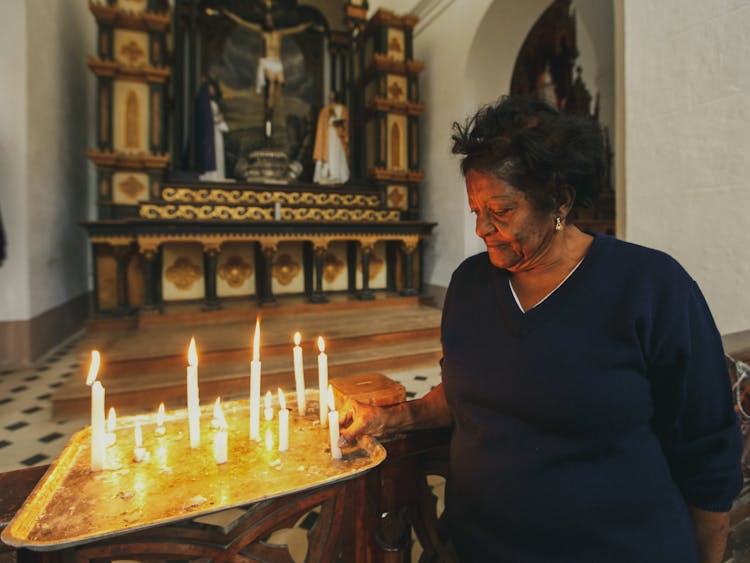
440,232,742,562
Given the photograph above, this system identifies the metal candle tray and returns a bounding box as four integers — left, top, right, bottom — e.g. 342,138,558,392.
1,391,385,550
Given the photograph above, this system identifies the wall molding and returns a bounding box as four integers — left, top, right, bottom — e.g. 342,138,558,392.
411,0,456,36
0,292,90,369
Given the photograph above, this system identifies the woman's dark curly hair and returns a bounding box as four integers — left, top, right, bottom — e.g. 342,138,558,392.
451,96,605,212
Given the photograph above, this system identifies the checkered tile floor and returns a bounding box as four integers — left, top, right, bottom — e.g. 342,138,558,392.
0,334,442,474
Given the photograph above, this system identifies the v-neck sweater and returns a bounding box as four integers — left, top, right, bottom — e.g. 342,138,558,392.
440,232,742,563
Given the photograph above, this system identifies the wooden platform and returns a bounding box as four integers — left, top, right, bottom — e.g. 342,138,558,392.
52,294,442,418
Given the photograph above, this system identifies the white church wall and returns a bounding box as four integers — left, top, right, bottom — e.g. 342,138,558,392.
622,0,750,333
25,0,95,318
0,0,31,322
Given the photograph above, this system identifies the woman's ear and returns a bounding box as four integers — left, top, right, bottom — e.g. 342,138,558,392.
555,185,576,220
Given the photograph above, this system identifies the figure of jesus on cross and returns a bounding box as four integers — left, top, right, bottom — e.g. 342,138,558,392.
222,5,320,113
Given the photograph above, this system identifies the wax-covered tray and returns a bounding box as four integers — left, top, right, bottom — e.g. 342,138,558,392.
1,391,384,550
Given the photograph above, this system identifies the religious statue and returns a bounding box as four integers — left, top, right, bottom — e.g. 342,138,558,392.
535,63,559,109
222,8,319,113
313,92,350,185
195,81,230,182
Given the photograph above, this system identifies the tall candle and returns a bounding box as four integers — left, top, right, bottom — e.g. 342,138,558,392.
156,402,166,436
292,332,306,415
250,318,261,441
265,427,274,451
86,351,105,471
134,418,148,462
317,337,328,427
213,401,228,464
212,397,223,428
278,388,289,452
264,390,274,421
327,385,342,459
106,407,117,446
187,338,200,448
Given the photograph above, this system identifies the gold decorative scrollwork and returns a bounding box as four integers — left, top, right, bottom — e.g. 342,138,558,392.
121,40,145,66
323,252,345,284
161,187,381,208
279,208,400,223
272,254,301,286
219,255,253,288
139,204,274,221
165,256,202,291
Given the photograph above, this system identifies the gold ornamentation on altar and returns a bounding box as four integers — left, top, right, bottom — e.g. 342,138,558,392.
388,37,402,54
118,175,145,199
388,81,404,101
165,256,202,291
272,254,301,286
279,208,400,222
139,204,400,223
125,90,139,148
161,187,381,208
387,185,407,211
323,252,345,284
218,255,253,288
121,40,145,66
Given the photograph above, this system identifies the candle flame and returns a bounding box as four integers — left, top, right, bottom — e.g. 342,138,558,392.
157,403,165,427
252,318,261,361
278,388,286,410
265,390,272,410
86,350,101,386
317,336,325,353
135,419,143,448
294,331,301,346
107,407,117,433
327,385,336,411
188,337,198,367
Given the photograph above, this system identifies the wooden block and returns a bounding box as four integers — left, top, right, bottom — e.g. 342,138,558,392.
331,372,405,407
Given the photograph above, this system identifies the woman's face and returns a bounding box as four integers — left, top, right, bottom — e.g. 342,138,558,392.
465,169,556,272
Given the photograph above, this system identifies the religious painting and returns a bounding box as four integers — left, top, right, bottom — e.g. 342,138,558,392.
197,0,326,182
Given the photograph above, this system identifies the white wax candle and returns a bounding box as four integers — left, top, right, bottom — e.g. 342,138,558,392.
265,120,272,138
187,337,200,449
278,388,288,452
317,337,328,427
250,319,261,441
212,397,223,428
264,390,274,421
214,427,228,464
265,427,273,451
90,380,106,471
327,385,342,459
156,402,166,435
106,406,117,446
293,332,306,415
134,419,148,462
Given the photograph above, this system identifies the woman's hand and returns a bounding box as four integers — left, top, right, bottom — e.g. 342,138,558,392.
338,399,390,446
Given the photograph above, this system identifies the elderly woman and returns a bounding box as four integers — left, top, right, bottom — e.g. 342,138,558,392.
339,97,742,562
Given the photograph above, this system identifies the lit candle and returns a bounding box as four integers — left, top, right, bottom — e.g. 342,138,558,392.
106,406,116,446
293,332,306,415
265,427,274,451
134,419,148,462
318,337,328,427
212,397,223,428
86,350,106,471
250,318,261,441
264,390,274,421
155,402,166,436
213,401,228,464
187,337,200,449
327,385,342,459
278,388,289,452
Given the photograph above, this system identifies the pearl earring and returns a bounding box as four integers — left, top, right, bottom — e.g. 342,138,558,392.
555,216,562,232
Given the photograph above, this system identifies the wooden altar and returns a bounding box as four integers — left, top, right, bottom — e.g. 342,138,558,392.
85,1,433,317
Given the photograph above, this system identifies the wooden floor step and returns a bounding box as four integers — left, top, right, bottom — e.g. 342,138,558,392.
51,338,442,418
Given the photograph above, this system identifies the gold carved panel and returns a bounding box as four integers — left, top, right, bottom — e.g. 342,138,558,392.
386,74,407,102
356,241,387,290
117,0,146,14
113,81,149,153
95,246,117,311
271,243,304,295
162,243,205,301
386,114,408,171
386,28,405,62
217,242,255,298
113,29,148,66
387,185,408,211
112,172,149,204
322,242,348,292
